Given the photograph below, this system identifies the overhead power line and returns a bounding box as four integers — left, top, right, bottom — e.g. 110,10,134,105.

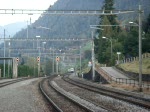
0,38,90,41
0,9,135,15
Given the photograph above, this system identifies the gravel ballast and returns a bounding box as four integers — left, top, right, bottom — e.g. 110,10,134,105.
54,76,150,112
0,78,50,112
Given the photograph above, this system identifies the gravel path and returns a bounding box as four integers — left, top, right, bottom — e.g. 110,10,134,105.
101,67,129,78
0,78,50,112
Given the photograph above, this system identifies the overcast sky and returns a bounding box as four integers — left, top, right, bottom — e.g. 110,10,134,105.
0,0,57,26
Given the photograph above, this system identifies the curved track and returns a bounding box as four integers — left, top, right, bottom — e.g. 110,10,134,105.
39,76,107,112
62,75,150,109
39,76,63,112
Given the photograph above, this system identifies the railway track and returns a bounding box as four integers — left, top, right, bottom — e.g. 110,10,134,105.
0,78,30,88
39,76,108,112
62,75,150,110
39,77,62,112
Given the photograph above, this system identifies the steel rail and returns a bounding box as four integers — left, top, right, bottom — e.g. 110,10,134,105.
63,76,150,109
39,76,98,112
39,77,63,112
48,79,94,112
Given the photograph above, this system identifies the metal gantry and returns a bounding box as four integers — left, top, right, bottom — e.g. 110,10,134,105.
0,38,90,41
0,9,135,15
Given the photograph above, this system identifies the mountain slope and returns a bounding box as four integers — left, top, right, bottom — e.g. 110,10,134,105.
11,0,150,50
0,22,26,37
13,0,150,39
14,0,103,39
4,22,26,37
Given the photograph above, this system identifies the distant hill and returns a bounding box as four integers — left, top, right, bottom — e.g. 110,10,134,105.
0,22,26,49
0,22,26,38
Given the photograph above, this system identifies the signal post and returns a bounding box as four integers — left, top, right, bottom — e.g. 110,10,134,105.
13,57,19,78
56,56,60,74
37,56,40,77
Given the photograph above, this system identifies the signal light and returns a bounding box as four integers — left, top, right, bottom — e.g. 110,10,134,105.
16,57,19,62
37,56,40,62
56,56,60,61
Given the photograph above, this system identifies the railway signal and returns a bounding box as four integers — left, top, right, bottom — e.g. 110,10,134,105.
56,56,60,61
16,57,19,62
37,56,40,62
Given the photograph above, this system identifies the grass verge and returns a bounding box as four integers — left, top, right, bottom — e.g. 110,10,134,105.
118,58,150,74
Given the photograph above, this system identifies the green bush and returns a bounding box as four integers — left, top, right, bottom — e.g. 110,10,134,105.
18,65,38,77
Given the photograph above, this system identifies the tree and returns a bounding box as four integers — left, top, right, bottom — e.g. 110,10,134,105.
142,13,150,53
143,14,150,33
123,27,138,57
95,0,119,65
142,33,150,53
84,50,91,60
101,0,119,32
95,16,113,64
101,16,113,37
45,59,53,75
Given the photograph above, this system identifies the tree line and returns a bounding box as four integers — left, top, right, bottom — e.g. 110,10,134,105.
95,0,150,66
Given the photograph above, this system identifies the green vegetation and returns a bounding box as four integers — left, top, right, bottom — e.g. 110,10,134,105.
0,63,38,78
117,58,150,74
18,65,38,77
0,64,13,78
95,0,150,66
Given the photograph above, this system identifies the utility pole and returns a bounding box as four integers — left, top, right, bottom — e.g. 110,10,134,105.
27,21,28,39
56,56,59,74
3,29,6,78
36,36,41,77
110,38,112,62
138,4,143,92
80,46,82,75
27,21,29,57
91,31,95,81
8,42,10,77
90,27,103,81
38,44,41,77
53,48,54,74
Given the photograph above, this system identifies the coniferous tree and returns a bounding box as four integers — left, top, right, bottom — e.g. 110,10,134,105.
95,0,119,65
123,27,138,57
101,0,118,32
143,14,150,33
142,14,150,53
95,16,112,64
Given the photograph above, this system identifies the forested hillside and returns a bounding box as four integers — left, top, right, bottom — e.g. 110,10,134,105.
116,0,150,21
13,0,150,40
13,0,103,40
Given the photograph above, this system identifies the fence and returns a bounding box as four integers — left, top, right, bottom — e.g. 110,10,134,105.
119,53,150,64
95,64,150,89
115,78,150,89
